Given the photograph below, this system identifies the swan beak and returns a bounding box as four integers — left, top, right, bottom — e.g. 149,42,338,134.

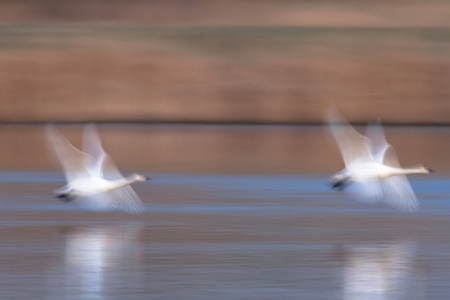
425,167,436,173
144,176,152,181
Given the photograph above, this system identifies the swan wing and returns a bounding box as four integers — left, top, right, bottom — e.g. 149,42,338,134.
80,124,144,212
381,145,404,170
82,124,108,178
347,181,383,204
101,156,125,181
46,125,91,183
365,121,405,169
364,120,391,164
327,108,374,167
77,187,144,213
106,186,145,213
77,193,114,211
82,124,127,182
381,175,419,212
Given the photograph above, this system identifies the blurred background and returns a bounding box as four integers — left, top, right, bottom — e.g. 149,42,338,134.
0,0,449,172
1,3,450,299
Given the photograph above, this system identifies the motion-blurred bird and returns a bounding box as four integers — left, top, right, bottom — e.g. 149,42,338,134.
327,108,432,211
47,124,148,213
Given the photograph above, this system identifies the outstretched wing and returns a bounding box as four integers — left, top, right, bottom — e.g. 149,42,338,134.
327,108,374,167
382,175,419,212
365,120,406,169
77,188,144,213
81,124,144,213
347,181,384,204
364,120,391,164
46,125,91,183
346,178,418,212
82,124,128,181
106,186,145,213
82,124,108,178
364,120,418,211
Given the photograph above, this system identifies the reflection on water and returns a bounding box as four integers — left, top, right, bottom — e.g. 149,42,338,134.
343,241,422,300
1,172,449,299
54,223,143,300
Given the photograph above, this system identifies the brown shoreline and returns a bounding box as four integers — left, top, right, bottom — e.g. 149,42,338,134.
0,124,446,173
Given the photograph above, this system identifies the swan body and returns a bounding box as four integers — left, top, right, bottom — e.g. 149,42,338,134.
340,163,430,183
47,124,148,213
56,174,147,198
327,108,432,211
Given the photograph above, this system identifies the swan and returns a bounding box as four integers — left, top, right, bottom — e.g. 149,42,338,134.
46,124,149,213
327,109,433,211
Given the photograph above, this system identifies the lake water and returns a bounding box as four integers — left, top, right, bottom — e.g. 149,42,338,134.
0,171,447,300
0,125,449,299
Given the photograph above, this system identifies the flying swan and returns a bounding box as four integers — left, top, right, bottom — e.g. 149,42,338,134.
327,109,432,211
47,124,148,213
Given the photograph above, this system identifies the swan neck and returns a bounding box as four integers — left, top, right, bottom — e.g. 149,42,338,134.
394,166,427,175
111,175,139,189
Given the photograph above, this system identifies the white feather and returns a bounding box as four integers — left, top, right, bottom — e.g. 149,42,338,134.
328,108,429,211
47,124,146,213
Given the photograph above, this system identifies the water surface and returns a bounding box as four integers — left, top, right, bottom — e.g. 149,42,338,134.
0,172,448,299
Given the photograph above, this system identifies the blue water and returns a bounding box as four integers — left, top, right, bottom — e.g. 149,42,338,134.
0,172,448,299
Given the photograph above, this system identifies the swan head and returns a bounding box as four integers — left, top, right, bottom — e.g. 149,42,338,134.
133,174,151,182
424,167,436,174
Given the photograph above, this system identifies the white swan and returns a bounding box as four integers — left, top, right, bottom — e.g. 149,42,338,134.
47,124,148,213
327,109,432,211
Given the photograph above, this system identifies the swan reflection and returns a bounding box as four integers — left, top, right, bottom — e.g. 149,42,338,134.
343,241,422,300
61,223,143,299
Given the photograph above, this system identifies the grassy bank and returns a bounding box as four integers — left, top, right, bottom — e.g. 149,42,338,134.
0,25,449,124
